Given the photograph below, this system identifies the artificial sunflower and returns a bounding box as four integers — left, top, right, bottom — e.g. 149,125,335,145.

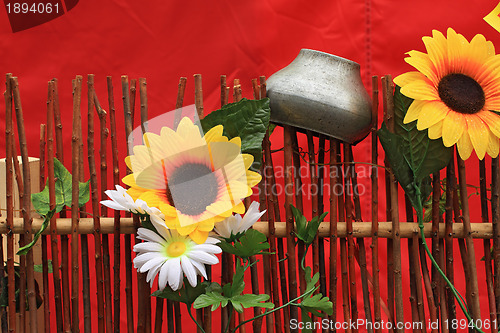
123,117,261,244
394,28,500,160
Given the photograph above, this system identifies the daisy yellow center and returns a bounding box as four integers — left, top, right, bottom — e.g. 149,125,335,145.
166,241,187,257
437,73,485,114
167,163,219,216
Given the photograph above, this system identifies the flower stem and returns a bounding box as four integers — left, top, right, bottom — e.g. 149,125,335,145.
187,304,206,333
231,285,317,333
224,303,233,333
414,185,484,333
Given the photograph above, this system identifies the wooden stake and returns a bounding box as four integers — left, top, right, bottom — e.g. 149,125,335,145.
12,77,38,332
71,75,82,332
4,73,16,333
107,76,122,333
88,74,105,333
121,75,135,333
194,74,204,118
492,157,500,324
444,162,457,326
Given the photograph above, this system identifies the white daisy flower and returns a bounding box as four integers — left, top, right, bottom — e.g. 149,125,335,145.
101,185,162,215
133,227,222,291
214,201,266,239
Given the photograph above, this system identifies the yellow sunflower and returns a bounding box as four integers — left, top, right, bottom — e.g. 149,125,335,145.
394,28,500,160
123,117,261,244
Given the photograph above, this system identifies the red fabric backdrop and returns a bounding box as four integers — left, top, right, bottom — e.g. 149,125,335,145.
1,0,500,331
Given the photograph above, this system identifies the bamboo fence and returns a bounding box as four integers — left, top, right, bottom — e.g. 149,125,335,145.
0,73,499,333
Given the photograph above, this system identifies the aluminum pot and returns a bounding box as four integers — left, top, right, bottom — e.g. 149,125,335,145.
266,49,372,144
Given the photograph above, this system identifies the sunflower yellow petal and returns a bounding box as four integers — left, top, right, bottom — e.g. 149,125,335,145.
229,137,242,147
457,131,473,160
176,223,196,236
486,130,500,158
446,28,468,72
441,112,465,146
478,111,500,137
422,31,447,81
466,116,489,160
188,229,209,244
233,201,246,214
393,71,427,87
403,100,426,124
400,80,439,101
416,101,448,130
196,218,216,232
428,120,443,140
204,125,224,143
405,51,439,84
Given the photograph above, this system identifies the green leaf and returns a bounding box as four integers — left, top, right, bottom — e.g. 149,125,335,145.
300,310,314,333
392,86,452,183
152,279,210,305
218,229,269,259
231,294,273,313
31,158,90,216
17,209,55,255
300,293,333,317
34,260,53,273
291,205,327,245
200,98,271,171
230,263,246,298
193,291,229,311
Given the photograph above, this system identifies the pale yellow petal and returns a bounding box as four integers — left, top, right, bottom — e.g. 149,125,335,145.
393,71,427,87
466,116,489,160
486,130,500,158
204,125,224,143
478,111,500,137
188,229,209,244
403,100,426,124
428,120,443,140
457,131,473,160
233,201,246,214
416,101,448,130
400,80,439,101
441,111,465,146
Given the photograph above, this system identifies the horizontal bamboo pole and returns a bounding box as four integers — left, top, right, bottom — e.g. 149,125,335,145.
0,218,495,239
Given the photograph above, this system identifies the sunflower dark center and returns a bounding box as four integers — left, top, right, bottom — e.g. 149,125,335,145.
437,73,485,114
166,163,219,216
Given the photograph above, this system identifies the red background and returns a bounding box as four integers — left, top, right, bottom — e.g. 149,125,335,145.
1,0,500,331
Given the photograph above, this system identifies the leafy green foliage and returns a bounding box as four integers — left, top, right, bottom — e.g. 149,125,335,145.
17,209,55,255
218,229,270,259
0,264,43,310
152,279,212,306
200,98,271,171
31,158,90,216
291,205,328,245
193,263,273,313
298,266,333,327
24,158,90,256
378,86,452,210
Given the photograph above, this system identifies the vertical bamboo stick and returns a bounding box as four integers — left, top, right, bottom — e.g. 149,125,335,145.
492,157,500,324
46,79,64,332
12,77,38,332
194,74,204,119
107,76,122,333
431,173,440,309
284,125,299,332
418,240,438,330
262,134,283,333
71,75,82,333
343,144,358,332
456,152,481,320
444,162,457,326
370,76,381,333
317,136,327,300
404,198,422,333
291,130,306,295
336,140,351,332
329,139,338,330
94,89,114,333
0,232,6,333
130,79,137,122
88,74,106,333
348,146,373,331
39,124,51,333
121,75,135,333
139,77,152,333
11,131,26,333
306,132,320,284
51,78,72,333
4,73,16,333
480,158,496,332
